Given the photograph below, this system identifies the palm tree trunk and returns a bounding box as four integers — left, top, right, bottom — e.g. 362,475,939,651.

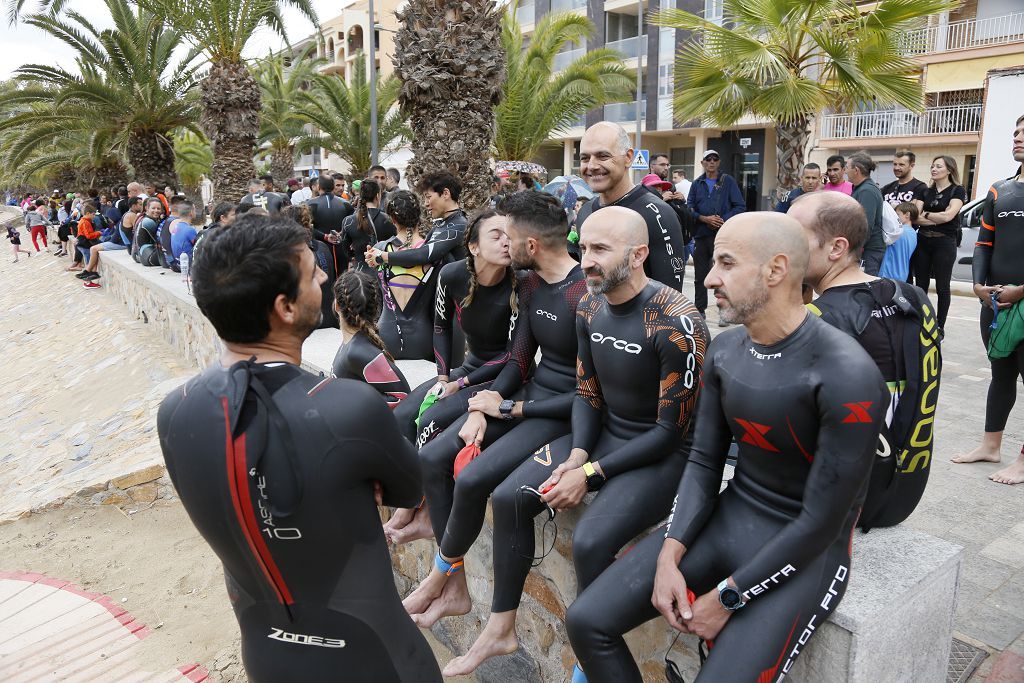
773,117,810,208
127,133,178,189
202,59,260,202
394,0,505,211
270,144,295,188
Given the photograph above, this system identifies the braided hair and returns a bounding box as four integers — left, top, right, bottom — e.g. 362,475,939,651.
462,208,518,318
384,189,424,244
333,270,392,359
355,179,381,236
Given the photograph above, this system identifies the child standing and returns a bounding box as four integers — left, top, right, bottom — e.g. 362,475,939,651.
879,202,919,282
6,224,33,262
25,199,50,252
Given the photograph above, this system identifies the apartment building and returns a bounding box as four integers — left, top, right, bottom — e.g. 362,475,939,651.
811,0,1024,199
520,0,776,210
291,0,409,178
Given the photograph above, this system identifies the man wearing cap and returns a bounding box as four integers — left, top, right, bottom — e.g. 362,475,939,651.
687,150,746,321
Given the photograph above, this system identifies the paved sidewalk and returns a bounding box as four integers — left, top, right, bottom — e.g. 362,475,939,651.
0,252,191,522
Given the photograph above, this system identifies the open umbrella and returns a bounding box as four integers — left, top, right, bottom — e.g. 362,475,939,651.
542,175,593,201
495,160,547,175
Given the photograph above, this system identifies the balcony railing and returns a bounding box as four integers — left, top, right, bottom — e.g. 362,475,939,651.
901,11,1024,55
604,100,647,124
551,0,587,11
516,2,535,26
605,35,648,60
819,105,982,140
553,47,586,71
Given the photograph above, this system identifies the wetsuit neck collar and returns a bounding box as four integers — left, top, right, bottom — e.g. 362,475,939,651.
747,310,813,355
597,183,640,208
606,280,658,316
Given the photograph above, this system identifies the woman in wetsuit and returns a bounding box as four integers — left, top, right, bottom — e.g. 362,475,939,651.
340,179,396,274
374,190,465,364
385,209,519,544
332,271,410,407
393,208,519,444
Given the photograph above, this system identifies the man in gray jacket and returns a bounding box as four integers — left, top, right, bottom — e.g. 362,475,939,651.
847,151,885,275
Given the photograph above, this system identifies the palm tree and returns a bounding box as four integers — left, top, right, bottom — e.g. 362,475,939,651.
652,0,959,199
298,53,409,179
0,0,201,187
174,131,213,205
254,48,323,184
135,0,318,201
393,0,505,210
496,4,634,163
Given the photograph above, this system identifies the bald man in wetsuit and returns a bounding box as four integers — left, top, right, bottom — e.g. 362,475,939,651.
566,213,886,682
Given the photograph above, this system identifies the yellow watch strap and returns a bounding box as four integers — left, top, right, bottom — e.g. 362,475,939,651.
582,462,596,477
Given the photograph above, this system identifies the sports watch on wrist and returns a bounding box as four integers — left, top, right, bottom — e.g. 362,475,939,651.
498,399,515,420
717,579,745,612
582,462,606,492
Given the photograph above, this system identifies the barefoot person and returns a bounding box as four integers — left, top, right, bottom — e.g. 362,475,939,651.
157,214,441,682
565,213,886,681
402,192,585,638
791,191,941,529
449,207,708,678
953,113,1024,485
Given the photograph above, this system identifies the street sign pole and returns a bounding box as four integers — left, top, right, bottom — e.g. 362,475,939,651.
369,0,379,168
635,0,643,183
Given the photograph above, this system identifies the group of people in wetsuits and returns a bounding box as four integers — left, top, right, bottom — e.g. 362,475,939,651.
157,119,973,683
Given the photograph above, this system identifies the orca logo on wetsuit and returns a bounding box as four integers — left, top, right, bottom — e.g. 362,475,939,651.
998,211,1024,218
590,332,642,355
536,309,558,321
267,627,346,648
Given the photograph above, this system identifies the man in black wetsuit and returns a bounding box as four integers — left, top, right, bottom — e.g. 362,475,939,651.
239,177,286,214
566,212,886,682
157,214,441,683
401,192,585,647
307,175,354,271
790,191,942,529
573,122,687,292
954,112,1024,485
439,207,708,678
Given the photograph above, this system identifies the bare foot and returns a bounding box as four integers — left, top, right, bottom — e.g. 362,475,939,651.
442,624,519,677
951,444,1002,464
989,455,1024,485
383,507,416,541
388,505,434,545
403,569,447,617
412,571,471,627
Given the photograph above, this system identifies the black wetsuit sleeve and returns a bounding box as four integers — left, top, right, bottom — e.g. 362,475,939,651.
323,381,422,508
490,284,537,398
729,365,884,598
973,185,996,285
386,223,464,268
596,317,704,478
666,351,733,546
432,268,457,377
339,216,355,266
463,348,511,386
520,386,575,419
571,306,604,456
643,204,686,291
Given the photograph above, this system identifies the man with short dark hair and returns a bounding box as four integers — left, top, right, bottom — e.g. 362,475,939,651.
157,213,442,682
368,165,387,186
307,175,353,269
791,191,941,529
882,151,927,208
774,163,822,213
575,123,687,292
847,151,886,275
824,155,853,194
383,167,401,207
687,149,746,319
259,173,275,192
169,200,198,266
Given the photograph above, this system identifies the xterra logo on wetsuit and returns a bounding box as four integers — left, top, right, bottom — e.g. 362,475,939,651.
267,627,346,648
748,347,782,361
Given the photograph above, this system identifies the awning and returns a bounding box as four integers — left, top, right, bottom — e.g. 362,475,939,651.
926,54,1024,92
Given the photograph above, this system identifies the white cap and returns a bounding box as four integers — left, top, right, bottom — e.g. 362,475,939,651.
702,150,721,161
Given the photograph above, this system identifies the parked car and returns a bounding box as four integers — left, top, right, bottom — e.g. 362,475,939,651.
952,196,985,283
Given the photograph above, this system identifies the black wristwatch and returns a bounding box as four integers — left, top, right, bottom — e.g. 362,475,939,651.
717,579,745,612
498,399,515,420
375,254,384,265
582,462,606,492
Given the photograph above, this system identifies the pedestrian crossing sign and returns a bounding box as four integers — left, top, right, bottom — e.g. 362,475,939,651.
631,149,650,170
310,169,320,179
